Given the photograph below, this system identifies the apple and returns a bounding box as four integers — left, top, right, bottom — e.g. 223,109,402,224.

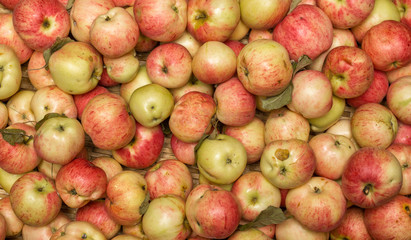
26,51,55,90
386,144,411,195
81,92,136,150
134,31,158,53
0,215,5,240
21,212,71,240
6,90,36,127
309,133,357,180
113,0,135,7
185,184,242,239
231,171,281,221
351,0,401,43
394,120,411,145
393,0,411,27
228,19,250,41
112,235,141,240
260,138,316,189
386,76,411,125
34,116,85,166
236,39,293,96
351,103,398,148
330,207,372,240
129,83,174,128
103,49,140,84
170,134,197,165
275,214,330,240
134,0,187,42
121,223,146,239
12,0,70,52
145,42,192,89
76,200,121,239
37,160,62,180
172,30,201,57
239,0,291,30
50,221,106,240
286,177,347,232
223,40,245,57
187,0,240,43
112,121,164,169
73,85,109,120
192,41,237,85
142,194,192,240
0,196,24,237
341,147,403,208
362,20,411,71
248,29,273,42
273,4,333,61
10,171,62,226
316,0,375,29
69,0,115,43
120,65,152,103
105,170,148,226
90,157,123,181
308,95,346,133
169,91,216,143
198,173,233,191
169,75,214,103
0,102,7,129
386,60,411,83
264,107,311,143
326,119,354,139
0,12,33,64
0,0,18,10
30,85,77,122
214,77,256,127
223,116,265,164
322,46,374,99
229,228,271,240
0,44,22,101
196,133,247,185
55,158,107,209
287,70,333,119
0,167,23,194
0,123,40,174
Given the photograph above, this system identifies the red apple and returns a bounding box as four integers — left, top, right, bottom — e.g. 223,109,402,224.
329,207,372,240
90,157,123,182
223,40,245,57
387,60,411,83
50,221,106,240
169,76,214,103
386,75,411,125
248,29,273,42
0,196,24,237
21,212,71,240
393,120,411,145
387,143,411,195
73,86,109,120
393,0,411,27
170,134,197,165
26,51,55,90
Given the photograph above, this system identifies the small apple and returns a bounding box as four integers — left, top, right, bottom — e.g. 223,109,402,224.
50,221,106,240
0,167,23,194
37,160,62,180
172,30,201,57
393,0,411,27
6,90,36,127
386,75,411,125
169,75,214,103
329,207,372,240
21,212,71,240
228,19,250,41
103,49,140,84
26,51,55,90
119,65,152,103
386,143,411,195
90,157,123,181
0,196,24,237
0,102,7,129
223,40,246,57
394,120,411,145
0,44,22,101
308,95,346,133
170,134,197,165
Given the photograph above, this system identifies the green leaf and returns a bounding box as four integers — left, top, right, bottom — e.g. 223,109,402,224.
0,129,28,146
288,0,302,14
65,0,75,11
256,84,293,112
35,113,67,131
292,55,312,77
43,37,74,70
139,192,150,215
238,206,288,231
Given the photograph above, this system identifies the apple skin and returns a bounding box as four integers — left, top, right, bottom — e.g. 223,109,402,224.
351,103,398,148
387,60,411,83
394,120,411,145
329,207,372,240
231,171,281,222
223,116,265,164
145,42,192,89
169,76,214,103
236,39,293,96
185,184,242,239
50,221,106,240
386,76,411,125
55,158,107,209
0,12,33,64
0,44,22,101
316,0,375,29
273,4,333,61
0,123,40,174
145,159,193,200
223,40,245,57
214,77,256,127
103,49,140,84
120,65,152,103
169,91,216,143
26,51,55,90
260,139,316,189
172,30,201,57
6,90,36,127
228,19,249,41
309,133,357,180
248,29,273,43
21,212,71,240
0,102,7,129
264,107,311,143
285,177,347,233
90,157,123,182
12,0,70,52
393,0,411,27
134,0,187,42
76,200,121,239
275,214,330,240
228,228,271,240
82,92,136,150
239,0,291,30
346,69,389,108
386,144,411,195
362,20,411,71
37,160,62,180
322,46,374,99
121,222,146,239
104,170,148,226
287,70,333,119
308,95,346,133
187,0,240,43
10,172,62,227
170,134,197,165
0,0,19,10
341,147,403,209
0,196,24,237
73,86,109,120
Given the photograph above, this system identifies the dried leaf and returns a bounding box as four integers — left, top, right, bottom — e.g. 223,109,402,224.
65,0,75,10
35,113,67,131
0,129,28,146
139,192,150,215
288,0,302,14
292,55,312,77
238,206,288,231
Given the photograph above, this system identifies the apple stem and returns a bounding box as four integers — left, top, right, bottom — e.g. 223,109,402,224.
362,184,372,196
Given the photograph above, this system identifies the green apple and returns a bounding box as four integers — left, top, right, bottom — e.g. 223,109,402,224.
120,65,152,103
0,44,22,101
240,0,291,30
195,133,247,185
0,168,24,194
129,83,174,128
308,95,346,133
48,41,103,95
198,173,233,191
104,49,140,84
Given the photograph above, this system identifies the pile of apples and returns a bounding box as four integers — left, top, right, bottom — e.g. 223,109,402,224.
0,0,410,239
